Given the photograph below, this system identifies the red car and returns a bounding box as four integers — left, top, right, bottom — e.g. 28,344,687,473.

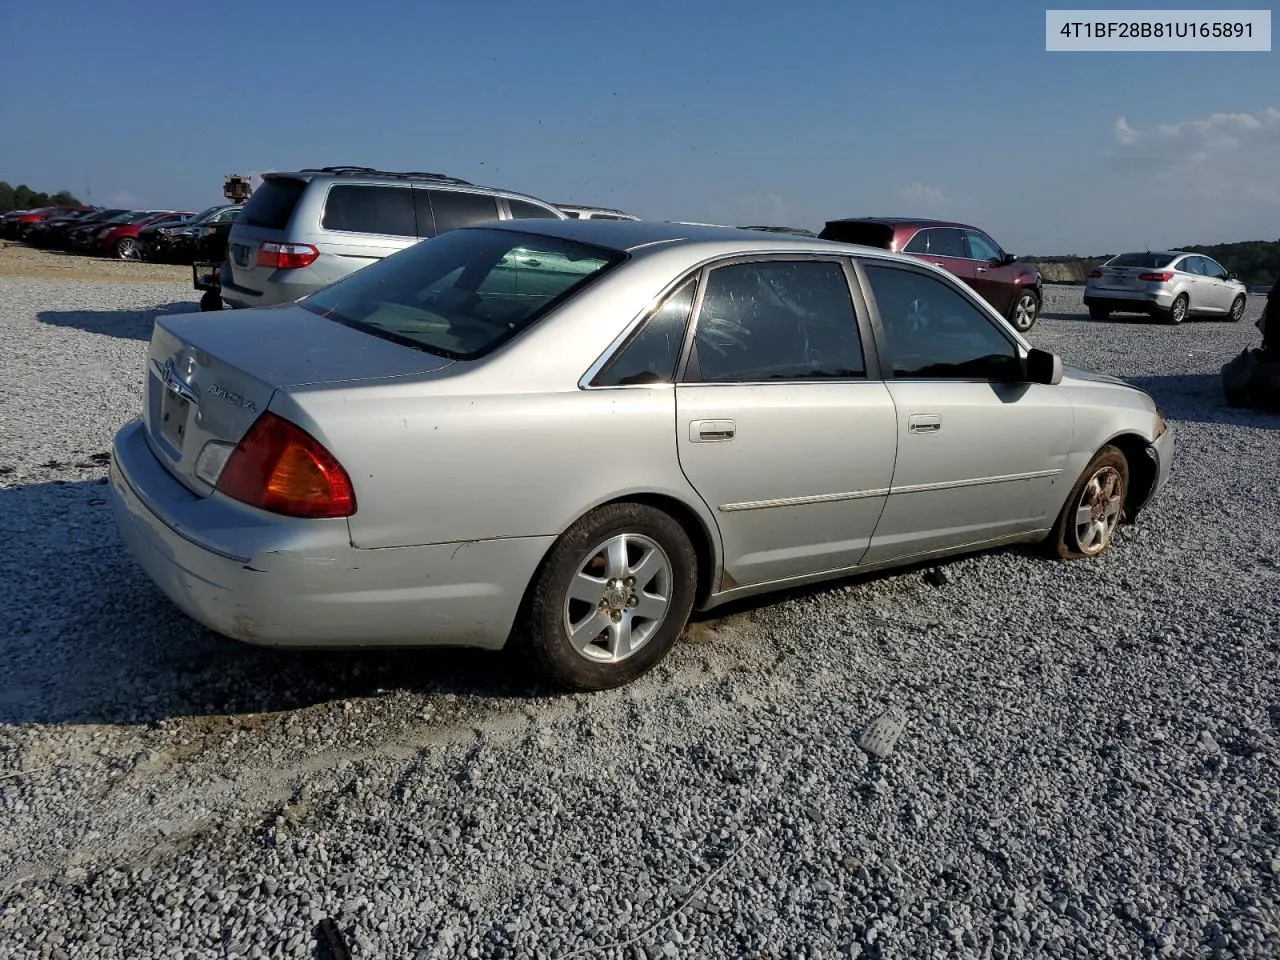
94,211,195,260
1,205,92,240
818,217,1044,332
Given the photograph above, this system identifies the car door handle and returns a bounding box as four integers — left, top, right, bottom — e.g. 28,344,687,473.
975,266,988,273
690,419,736,442
908,414,941,434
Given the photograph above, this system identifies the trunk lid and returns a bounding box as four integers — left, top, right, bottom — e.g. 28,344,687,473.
144,304,455,494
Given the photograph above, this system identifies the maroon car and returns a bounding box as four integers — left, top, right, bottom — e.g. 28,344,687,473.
818,217,1043,332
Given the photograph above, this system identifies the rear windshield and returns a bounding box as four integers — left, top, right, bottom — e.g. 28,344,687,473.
301,227,624,360
239,177,306,230
817,221,894,248
1108,252,1176,268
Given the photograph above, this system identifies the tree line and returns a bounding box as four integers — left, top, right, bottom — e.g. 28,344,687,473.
0,181,84,213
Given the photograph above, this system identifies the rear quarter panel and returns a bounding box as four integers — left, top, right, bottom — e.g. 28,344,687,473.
274,381,713,552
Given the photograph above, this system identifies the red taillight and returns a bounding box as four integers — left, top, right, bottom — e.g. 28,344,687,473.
257,241,319,270
215,412,355,518
1088,269,1103,278
1138,271,1174,282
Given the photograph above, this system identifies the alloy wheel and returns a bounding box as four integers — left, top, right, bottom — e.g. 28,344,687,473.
562,533,673,663
1073,465,1123,556
1012,293,1038,332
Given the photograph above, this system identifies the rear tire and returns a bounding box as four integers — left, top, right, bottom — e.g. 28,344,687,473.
1165,294,1188,325
1229,295,1246,322
1088,305,1110,322
519,502,698,691
1047,445,1130,560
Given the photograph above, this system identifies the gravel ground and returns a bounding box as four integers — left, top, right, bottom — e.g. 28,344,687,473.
1,266,1278,960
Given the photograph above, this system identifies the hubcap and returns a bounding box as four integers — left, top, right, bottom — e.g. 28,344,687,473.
1073,465,1123,556
119,239,138,260
1172,299,1186,322
1232,298,1244,320
563,533,673,663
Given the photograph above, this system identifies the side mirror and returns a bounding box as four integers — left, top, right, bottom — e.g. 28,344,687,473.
1025,347,1063,385
1226,272,1238,281
1002,253,1018,266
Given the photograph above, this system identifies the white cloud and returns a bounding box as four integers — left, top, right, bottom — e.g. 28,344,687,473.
108,190,137,207
1109,107,1280,169
896,181,947,210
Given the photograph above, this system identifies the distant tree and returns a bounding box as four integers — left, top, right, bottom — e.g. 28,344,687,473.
0,182,83,213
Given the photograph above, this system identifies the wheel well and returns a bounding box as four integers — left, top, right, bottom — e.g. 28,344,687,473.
1108,433,1156,523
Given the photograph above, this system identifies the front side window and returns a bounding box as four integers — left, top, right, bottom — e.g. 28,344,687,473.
964,230,1001,262
301,227,623,360
592,279,696,386
686,260,866,383
1201,258,1227,279
862,263,1020,380
321,185,416,237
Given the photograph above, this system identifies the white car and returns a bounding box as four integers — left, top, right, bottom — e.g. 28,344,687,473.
1084,250,1248,324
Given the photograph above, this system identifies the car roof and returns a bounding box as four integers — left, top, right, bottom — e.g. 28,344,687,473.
1114,250,1184,258
479,217,934,264
825,216,977,230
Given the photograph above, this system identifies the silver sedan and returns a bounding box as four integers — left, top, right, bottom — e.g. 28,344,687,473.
109,220,1174,690
1084,250,1248,324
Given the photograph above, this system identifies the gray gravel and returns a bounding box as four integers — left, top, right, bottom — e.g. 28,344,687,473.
1,277,1278,959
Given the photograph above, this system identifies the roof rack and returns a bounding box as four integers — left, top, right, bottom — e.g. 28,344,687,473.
295,166,473,186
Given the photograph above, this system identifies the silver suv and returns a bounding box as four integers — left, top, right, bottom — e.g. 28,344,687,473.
219,167,566,308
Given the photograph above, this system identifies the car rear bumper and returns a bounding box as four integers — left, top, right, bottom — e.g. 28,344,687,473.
1083,289,1174,312
109,419,551,650
220,267,328,309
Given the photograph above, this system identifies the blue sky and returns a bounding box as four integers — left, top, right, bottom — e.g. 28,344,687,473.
2,0,1276,254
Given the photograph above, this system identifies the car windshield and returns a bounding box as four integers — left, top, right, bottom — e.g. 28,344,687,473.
188,205,225,224
301,227,625,360
1108,252,1175,268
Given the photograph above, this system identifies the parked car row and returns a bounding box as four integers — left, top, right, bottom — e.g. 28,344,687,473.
4,205,197,259
207,167,1050,331
5,167,1058,331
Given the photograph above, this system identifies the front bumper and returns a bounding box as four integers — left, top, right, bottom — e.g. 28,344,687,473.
108,419,552,649
1139,424,1175,513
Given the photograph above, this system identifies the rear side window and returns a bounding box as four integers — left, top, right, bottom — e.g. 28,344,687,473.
507,199,560,220
239,178,306,230
321,185,416,237
902,230,930,254
427,190,500,235
592,279,696,386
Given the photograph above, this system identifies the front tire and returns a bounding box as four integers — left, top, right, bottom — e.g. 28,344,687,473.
1047,445,1130,560
1007,289,1040,333
1229,295,1246,322
115,237,140,260
1165,293,1188,325
520,502,698,691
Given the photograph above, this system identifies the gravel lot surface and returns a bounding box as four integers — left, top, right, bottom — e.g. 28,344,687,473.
1,261,1278,959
